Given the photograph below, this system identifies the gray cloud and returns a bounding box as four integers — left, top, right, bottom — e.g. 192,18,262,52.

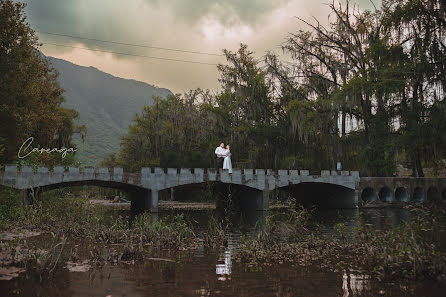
21,0,382,93
144,0,290,26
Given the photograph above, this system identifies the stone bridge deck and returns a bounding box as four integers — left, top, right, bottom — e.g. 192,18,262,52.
1,165,444,211
0,165,360,191
0,165,360,211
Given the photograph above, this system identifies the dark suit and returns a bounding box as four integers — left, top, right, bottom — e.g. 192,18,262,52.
216,157,224,168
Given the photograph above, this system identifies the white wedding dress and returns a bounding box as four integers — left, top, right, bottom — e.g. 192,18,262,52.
223,149,232,173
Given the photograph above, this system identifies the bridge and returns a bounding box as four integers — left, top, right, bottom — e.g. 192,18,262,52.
0,165,444,211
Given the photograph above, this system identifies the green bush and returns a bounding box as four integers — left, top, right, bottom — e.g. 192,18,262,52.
0,187,23,225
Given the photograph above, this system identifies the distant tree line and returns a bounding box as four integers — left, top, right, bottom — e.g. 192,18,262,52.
104,0,446,177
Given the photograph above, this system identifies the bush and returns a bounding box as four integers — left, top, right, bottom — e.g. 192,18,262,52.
0,187,23,225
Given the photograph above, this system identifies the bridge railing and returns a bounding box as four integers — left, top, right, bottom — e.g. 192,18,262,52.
0,165,360,191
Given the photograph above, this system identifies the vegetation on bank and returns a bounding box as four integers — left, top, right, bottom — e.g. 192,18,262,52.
1,189,198,247
0,188,206,281
234,207,446,282
2,186,445,283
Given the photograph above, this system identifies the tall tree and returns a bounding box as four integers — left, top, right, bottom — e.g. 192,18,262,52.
383,0,446,176
0,0,85,164
214,44,284,169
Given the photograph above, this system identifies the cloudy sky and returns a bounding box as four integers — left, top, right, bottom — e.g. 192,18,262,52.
23,0,380,93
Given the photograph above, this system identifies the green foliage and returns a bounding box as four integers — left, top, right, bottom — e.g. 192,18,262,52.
108,92,216,171
235,207,446,281
25,232,67,280
1,189,198,251
0,187,22,224
48,57,172,166
0,0,83,167
362,110,397,176
105,0,445,177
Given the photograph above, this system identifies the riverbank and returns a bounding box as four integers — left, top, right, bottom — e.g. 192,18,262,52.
234,206,446,282
0,190,212,282
89,199,290,210
1,188,446,296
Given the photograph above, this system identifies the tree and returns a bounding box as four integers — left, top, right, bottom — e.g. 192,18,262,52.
0,0,85,164
109,1,446,177
116,93,216,172
382,0,446,176
214,44,286,169
264,1,413,175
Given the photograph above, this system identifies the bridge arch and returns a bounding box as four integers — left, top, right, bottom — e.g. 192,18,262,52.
378,187,393,203
395,187,409,202
427,186,441,202
157,180,263,193
12,179,152,212
34,179,146,193
280,182,357,208
157,181,268,212
361,187,376,203
413,187,424,203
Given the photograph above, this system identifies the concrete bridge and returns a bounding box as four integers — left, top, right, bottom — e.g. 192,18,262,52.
1,165,361,211
0,165,444,211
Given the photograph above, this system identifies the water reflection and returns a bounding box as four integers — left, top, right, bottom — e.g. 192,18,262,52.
360,208,412,229
214,211,265,282
1,208,445,297
215,246,232,281
342,271,371,297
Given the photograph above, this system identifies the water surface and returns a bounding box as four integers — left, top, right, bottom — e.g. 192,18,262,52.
1,207,445,297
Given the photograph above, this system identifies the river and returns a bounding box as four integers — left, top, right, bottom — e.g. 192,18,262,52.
1,207,445,297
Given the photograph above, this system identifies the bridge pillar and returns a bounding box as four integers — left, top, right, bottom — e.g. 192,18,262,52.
354,189,359,207
19,189,31,205
258,189,270,210
19,188,43,205
130,188,159,213
240,189,269,211
150,190,159,212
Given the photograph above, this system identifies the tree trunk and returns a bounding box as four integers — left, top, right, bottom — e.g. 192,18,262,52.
416,149,424,177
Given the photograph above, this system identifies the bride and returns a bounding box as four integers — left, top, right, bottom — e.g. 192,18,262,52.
223,145,232,174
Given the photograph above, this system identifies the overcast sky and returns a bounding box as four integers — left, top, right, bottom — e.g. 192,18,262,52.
23,0,381,94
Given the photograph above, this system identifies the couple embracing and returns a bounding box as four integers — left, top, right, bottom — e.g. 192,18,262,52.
215,142,232,174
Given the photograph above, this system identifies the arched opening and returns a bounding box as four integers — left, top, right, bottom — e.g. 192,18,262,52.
427,187,440,201
361,187,376,203
31,180,154,212
24,180,144,204
164,182,264,212
38,180,144,194
395,187,409,202
161,182,208,202
282,182,357,208
413,187,424,203
378,187,392,203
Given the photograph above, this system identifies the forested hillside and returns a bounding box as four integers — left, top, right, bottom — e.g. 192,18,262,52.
48,57,172,165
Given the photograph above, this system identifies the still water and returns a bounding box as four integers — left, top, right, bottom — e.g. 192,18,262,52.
1,208,445,297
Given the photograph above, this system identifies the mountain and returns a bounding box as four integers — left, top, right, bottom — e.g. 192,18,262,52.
47,56,172,166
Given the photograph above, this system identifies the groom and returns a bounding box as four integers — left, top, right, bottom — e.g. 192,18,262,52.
215,142,226,168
